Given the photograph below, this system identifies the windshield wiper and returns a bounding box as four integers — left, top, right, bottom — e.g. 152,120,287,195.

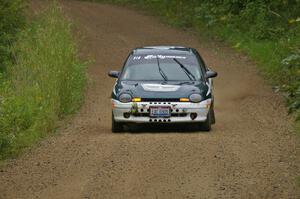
173,58,196,81
157,57,168,81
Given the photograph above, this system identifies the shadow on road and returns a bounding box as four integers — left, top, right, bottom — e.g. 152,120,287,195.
122,123,211,134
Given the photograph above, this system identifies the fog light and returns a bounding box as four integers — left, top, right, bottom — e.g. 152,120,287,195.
132,98,141,102
123,112,130,119
190,113,197,120
180,98,189,102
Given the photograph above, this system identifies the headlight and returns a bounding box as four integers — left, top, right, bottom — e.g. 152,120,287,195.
189,93,202,103
119,93,132,103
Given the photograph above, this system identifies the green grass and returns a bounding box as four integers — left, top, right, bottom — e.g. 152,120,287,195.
0,0,25,73
0,2,86,160
205,25,288,80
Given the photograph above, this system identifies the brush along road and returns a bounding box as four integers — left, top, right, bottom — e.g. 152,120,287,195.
0,1,299,198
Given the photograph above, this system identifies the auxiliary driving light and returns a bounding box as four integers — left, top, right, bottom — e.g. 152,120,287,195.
190,113,198,120
132,98,141,102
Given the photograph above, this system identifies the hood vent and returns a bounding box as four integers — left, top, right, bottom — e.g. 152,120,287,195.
141,83,180,92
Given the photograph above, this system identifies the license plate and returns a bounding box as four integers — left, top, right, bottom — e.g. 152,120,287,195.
150,106,170,118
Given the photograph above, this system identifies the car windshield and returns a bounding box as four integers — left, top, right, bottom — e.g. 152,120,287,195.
120,54,203,81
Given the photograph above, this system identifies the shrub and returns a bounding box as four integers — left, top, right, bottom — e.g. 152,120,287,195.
281,46,300,120
0,3,86,159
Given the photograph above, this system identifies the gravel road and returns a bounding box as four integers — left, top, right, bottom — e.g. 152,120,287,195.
0,0,299,198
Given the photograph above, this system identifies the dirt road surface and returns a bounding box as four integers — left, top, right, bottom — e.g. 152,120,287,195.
1,0,299,198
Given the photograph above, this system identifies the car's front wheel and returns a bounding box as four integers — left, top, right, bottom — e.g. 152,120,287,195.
112,113,124,133
199,108,212,131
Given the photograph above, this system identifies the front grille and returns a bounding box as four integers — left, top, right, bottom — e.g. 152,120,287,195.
132,112,149,117
141,98,180,102
171,113,188,117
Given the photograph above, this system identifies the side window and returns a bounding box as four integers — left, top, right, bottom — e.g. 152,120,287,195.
193,50,207,78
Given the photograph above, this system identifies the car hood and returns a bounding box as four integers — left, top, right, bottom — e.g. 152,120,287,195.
114,80,209,99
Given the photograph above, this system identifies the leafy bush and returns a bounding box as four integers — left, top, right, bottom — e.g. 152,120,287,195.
0,3,86,159
281,46,300,120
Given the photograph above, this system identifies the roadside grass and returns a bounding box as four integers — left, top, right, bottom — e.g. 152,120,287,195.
0,3,86,160
0,0,25,73
207,26,300,134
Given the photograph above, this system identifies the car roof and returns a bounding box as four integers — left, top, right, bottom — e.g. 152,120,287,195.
132,46,194,55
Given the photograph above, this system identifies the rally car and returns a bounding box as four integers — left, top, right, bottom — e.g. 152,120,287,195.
108,46,217,132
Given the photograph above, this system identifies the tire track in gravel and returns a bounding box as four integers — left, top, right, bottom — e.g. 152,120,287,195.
0,0,299,198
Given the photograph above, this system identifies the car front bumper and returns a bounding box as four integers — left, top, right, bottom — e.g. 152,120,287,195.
112,99,211,123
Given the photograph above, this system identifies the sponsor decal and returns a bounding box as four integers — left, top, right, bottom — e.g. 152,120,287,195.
133,56,141,60
132,55,187,60
144,55,187,60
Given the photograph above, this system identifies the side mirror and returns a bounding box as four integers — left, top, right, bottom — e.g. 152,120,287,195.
206,70,218,78
108,71,120,78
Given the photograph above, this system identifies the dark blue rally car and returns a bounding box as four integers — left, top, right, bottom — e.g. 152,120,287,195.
108,46,217,132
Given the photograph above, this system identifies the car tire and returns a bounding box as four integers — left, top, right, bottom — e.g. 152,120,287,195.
199,108,212,131
211,108,216,124
210,100,216,124
112,113,124,133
